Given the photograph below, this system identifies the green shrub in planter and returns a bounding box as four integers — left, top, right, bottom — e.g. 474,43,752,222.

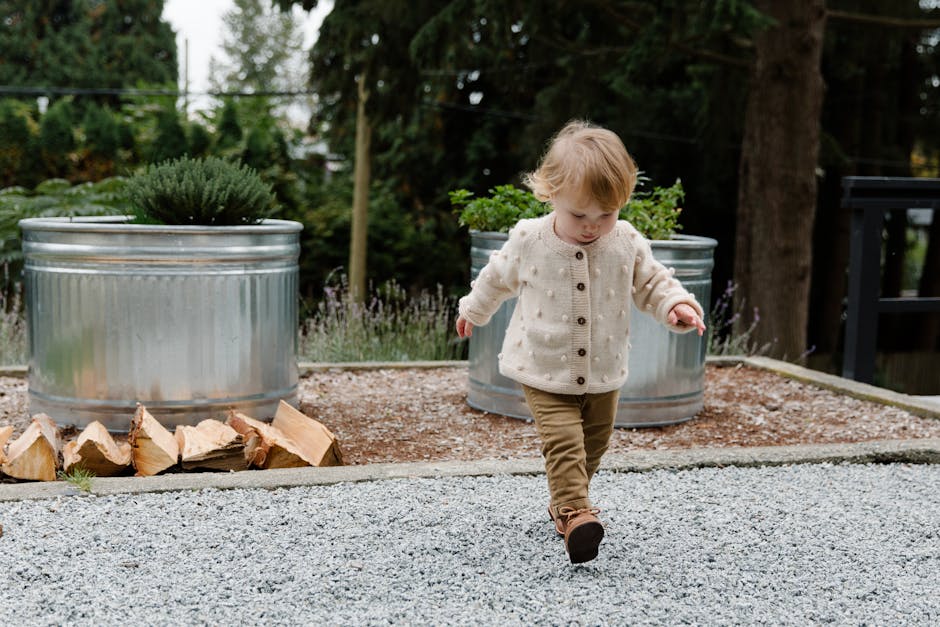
127,156,277,226
450,177,685,240
619,177,684,241
448,184,549,233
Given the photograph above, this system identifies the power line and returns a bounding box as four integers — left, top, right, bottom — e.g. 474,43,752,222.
0,85,316,98
1,85,920,169
420,99,537,121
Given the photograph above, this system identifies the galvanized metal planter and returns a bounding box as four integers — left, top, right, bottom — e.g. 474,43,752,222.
19,216,302,431
466,230,717,428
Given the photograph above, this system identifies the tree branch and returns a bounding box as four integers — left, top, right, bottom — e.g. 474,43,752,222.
826,9,940,29
589,1,753,70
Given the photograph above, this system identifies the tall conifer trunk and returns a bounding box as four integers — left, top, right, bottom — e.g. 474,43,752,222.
734,0,827,359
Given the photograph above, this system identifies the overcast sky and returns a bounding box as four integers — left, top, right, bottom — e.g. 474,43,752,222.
161,0,332,113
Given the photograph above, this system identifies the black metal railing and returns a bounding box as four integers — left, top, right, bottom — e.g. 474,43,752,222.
842,176,940,383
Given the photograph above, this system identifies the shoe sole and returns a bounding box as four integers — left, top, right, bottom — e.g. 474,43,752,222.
566,521,604,564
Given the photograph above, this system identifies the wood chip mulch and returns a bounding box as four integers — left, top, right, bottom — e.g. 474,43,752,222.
296,364,940,465
1,364,938,467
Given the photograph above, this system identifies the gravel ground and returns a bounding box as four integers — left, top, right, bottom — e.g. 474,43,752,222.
2,462,939,625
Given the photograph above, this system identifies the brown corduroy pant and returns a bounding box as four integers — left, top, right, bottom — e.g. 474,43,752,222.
522,384,620,517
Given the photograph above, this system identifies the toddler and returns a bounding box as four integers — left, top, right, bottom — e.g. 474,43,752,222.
456,120,705,564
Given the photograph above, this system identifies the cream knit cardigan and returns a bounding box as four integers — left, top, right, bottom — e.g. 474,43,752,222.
458,213,704,395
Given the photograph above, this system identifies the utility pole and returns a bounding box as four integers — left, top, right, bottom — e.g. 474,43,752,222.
349,71,371,302
182,38,190,116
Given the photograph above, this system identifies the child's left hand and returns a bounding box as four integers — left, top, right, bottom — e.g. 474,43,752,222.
668,303,706,336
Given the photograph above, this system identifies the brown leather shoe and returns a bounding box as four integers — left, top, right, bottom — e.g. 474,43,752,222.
548,505,565,537
557,507,604,564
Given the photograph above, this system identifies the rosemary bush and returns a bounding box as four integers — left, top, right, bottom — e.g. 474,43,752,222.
299,277,463,362
450,177,685,240
127,156,277,226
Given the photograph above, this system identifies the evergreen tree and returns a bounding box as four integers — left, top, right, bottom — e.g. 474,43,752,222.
242,125,276,171
82,104,121,159
208,0,307,118
187,122,213,158
214,100,243,152
0,0,177,105
148,107,189,163
39,98,76,177
95,0,178,89
79,102,121,178
0,99,39,187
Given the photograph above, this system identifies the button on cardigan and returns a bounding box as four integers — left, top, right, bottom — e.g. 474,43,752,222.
458,214,704,395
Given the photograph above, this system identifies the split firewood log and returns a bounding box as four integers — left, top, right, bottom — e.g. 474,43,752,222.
128,405,179,476
0,424,13,466
1,414,61,481
271,401,344,467
225,411,309,469
175,419,247,471
62,421,132,477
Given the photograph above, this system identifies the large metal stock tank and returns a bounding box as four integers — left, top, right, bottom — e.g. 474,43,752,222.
466,230,717,428
19,216,301,431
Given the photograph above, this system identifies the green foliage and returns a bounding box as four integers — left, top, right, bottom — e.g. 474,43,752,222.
209,0,307,122
0,178,131,260
215,100,243,151
449,185,549,233
148,107,189,164
299,276,464,362
243,125,278,171
126,156,277,226
209,0,305,95
0,99,38,188
57,466,95,492
187,122,213,158
287,170,353,302
450,180,684,240
620,178,685,241
0,1,177,104
39,99,76,176
279,0,761,298
79,103,123,180
0,177,131,300
82,104,121,159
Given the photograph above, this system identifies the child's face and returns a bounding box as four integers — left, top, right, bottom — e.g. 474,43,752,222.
550,188,618,245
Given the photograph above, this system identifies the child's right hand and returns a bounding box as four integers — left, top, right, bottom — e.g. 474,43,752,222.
456,315,474,338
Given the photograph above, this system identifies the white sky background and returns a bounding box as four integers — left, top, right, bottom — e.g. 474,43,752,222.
162,0,333,121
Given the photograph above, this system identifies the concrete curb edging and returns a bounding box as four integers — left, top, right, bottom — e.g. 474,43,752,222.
297,360,467,375
732,356,940,420
3,437,940,503
1,355,938,503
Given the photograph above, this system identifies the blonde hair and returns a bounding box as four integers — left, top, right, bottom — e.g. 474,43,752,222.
523,120,638,212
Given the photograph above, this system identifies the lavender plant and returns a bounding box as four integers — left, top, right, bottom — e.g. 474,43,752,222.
299,276,463,362
707,280,773,356
0,285,26,366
